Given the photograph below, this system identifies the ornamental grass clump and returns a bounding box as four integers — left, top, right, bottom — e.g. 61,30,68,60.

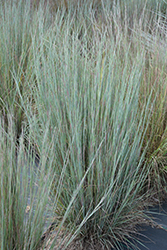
2,1,167,249
16,8,158,249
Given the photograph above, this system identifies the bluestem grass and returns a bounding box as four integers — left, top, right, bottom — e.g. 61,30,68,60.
2,1,167,249
18,10,156,249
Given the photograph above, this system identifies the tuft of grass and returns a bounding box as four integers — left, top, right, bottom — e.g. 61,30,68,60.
2,1,167,249
16,7,158,248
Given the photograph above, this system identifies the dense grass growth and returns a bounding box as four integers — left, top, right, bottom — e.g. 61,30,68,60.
1,0,167,249
0,0,32,137
0,117,53,249
0,116,85,250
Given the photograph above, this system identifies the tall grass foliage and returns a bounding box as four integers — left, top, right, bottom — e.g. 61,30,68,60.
0,116,86,250
16,8,159,249
0,116,53,249
2,0,167,249
0,0,52,138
